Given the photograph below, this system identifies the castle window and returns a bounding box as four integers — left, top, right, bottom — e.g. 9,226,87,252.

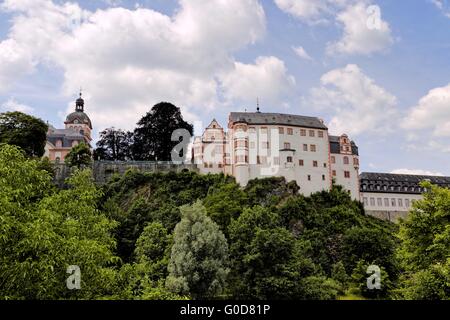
318,131,324,138
303,144,308,151
344,171,350,178
343,156,349,165
398,199,403,207
309,130,315,137
287,128,293,135
299,159,304,166
310,144,316,152
287,156,293,163
363,197,368,206
300,129,306,136
370,198,375,206
308,175,311,181
313,161,318,167
384,198,389,207
405,199,410,207
322,175,326,181
323,163,327,168
377,198,382,206
279,127,284,134
391,199,396,207
331,156,336,164
332,170,336,176
284,142,291,149
353,158,359,165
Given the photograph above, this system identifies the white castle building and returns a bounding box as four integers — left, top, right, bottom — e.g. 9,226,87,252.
193,111,360,200
192,110,450,222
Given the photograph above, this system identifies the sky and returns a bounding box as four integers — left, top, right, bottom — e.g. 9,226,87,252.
0,0,449,175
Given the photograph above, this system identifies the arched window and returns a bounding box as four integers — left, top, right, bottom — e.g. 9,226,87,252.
343,156,349,165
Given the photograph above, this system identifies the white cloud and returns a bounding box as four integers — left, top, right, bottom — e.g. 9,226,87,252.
1,98,34,113
390,168,444,176
220,56,296,106
327,2,393,55
274,0,353,24
0,39,35,93
306,64,397,136
292,46,313,60
0,0,280,131
431,0,450,18
402,84,450,137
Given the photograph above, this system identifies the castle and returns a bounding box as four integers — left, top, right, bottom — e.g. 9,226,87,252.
44,97,450,222
193,111,360,199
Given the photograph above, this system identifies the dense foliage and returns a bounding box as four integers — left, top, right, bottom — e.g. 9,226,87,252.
132,102,193,161
94,128,134,161
0,111,48,157
0,143,448,300
65,142,93,168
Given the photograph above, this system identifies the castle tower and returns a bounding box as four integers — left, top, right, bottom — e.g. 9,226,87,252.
64,92,93,142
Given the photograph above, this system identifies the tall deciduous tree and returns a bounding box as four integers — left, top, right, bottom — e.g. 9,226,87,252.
166,201,229,299
0,111,48,157
95,127,133,161
132,102,193,161
0,145,118,299
397,181,450,299
65,142,92,168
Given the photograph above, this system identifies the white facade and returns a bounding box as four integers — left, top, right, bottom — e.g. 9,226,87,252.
193,112,360,200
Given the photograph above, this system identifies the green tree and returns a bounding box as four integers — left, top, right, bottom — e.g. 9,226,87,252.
397,182,450,299
95,127,134,161
228,205,334,299
166,201,229,299
203,183,247,237
65,142,92,168
0,111,48,157
132,102,193,161
0,144,118,299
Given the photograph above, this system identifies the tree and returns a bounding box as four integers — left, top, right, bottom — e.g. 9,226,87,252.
166,201,229,299
203,183,247,237
397,181,450,299
95,127,134,161
0,111,48,157
227,205,334,300
65,142,92,168
132,102,193,161
0,144,119,299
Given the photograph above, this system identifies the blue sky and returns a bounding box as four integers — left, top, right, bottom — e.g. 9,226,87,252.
0,0,449,175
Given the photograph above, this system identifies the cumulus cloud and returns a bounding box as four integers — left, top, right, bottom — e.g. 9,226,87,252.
0,0,293,131
0,39,35,93
402,84,450,137
390,168,444,176
292,46,313,60
327,2,393,55
220,56,296,106
0,97,34,113
306,64,397,136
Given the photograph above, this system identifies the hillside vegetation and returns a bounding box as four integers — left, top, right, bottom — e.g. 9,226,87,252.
1,144,448,300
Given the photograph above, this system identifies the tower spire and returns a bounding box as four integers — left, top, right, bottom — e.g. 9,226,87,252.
75,89,85,112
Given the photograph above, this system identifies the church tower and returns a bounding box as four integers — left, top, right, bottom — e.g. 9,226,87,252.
64,92,93,143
